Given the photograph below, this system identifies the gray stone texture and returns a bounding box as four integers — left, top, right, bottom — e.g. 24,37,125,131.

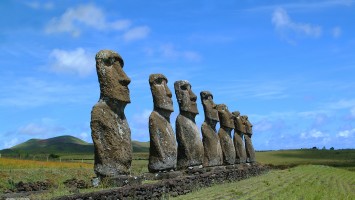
174,80,204,169
232,111,247,164
242,115,256,163
148,74,177,172
200,91,223,167
91,50,132,177
217,104,236,165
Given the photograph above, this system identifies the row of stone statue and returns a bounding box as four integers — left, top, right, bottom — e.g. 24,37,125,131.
91,50,255,178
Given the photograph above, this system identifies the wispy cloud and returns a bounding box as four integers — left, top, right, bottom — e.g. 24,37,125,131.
130,109,151,141
272,7,322,42
336,128,355,138
213,79,288,100
0,77,97,107
143,43,202,62
301,129,329,139
44,4,149,41
246,0,354,12
24,1,54,10
18,121,65,136
332,26,342,38
3,138,19,149
123,26,150,42
49,48,95,77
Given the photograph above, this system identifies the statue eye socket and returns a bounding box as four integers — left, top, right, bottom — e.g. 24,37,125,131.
180,85,188,90
155,78,163,85
103,58,115,66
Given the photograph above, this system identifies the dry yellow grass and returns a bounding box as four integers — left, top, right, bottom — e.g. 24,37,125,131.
0,157,93,169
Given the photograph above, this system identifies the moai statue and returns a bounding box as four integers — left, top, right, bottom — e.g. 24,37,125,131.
232,111,247,164
91,50,132,178
148,74,177,172
217,104,236,165
200,91,223,167
242,115,256,163
174,80,204,169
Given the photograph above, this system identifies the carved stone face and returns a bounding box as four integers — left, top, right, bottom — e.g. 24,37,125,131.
149,74,174,112
174,80,198,114
200,91,219,122
95,50,131,103
217,104,235,129
232,111,240,118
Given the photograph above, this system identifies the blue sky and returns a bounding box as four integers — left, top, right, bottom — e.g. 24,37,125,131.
0,0,354,150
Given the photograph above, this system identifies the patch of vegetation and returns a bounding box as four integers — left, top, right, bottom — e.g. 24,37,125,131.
256,149,355,171
172,165,355,200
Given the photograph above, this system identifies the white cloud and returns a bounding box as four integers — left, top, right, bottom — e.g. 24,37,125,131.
79,132,90,141
351,107,355,116
133,109,151,125
49,48,95,77
301,129,329,139
18,121,65,136
159,44,201,61
45,4,132,37
254,120,273,132
25,1,54,10
3,138,19,149
130,109,151,141
272,8,322,41
123,26,150,42
246,0,354,12
327,99,355,110
0,77,96,107
336,128,355,138
332,27,342,38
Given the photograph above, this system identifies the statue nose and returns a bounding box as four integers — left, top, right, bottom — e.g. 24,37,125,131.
166,88,172,98
119,77,131,86
190,91,197,102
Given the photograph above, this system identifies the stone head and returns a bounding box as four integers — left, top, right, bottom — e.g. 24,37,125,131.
216,104,235,129
200,91,219,122
149,74,173,112
174,80,198,115
95,50,131,104
232,111,240,118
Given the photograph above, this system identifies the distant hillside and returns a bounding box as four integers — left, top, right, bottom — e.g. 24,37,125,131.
0,135,149,155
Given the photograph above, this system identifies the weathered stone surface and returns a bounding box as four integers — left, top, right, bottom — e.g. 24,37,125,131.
200,91,223,167
242,115,256,163
217,104,236,165
90,50,132,177
232,111,247,164
174,80,204,169
148,74,177,172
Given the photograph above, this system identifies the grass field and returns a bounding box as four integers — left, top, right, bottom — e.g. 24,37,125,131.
0,149,354,199
172,165,355,200
256,149,355,171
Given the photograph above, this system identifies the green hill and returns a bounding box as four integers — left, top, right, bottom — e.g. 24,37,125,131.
0,135,149,155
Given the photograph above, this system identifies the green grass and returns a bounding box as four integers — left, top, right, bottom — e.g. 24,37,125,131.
256,149,355,171
172,165,355,200
1,149,354,199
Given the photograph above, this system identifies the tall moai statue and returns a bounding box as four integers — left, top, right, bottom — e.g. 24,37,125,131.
217,104,236,165
148,74,177,172
232,111,247,164
242,115,256,163
90,50,132,177
200,91,223,167
174,80,204,169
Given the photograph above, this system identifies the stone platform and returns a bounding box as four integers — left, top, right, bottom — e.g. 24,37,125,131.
55,163,268,200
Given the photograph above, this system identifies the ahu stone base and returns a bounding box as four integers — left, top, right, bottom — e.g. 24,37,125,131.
55,163,268,200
